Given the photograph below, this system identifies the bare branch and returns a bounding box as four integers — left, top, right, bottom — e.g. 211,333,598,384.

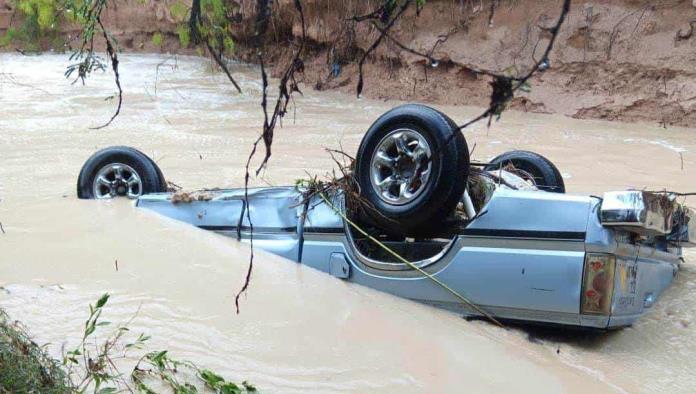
236,0,308,313
90,17,122,130
357,0,414,98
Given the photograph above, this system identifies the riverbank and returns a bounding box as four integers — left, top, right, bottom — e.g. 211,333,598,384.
2,0,695,127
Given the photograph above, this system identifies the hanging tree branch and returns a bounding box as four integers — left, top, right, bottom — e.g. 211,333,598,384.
356,0,414,97
372,22,510,79
235,0,308,313
64,0,123,129
92,17,122,130
352,0,570,129
455,0,571,130
188,0,242,93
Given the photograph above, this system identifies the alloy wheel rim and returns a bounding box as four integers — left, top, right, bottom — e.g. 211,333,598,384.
92,163,143,199
370,129,432,205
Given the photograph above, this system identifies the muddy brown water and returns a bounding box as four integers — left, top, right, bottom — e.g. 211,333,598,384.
0,53,694,393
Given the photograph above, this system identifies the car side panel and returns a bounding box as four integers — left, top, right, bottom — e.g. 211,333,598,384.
138,187,304,261
299,189,592,324
437,241,585,314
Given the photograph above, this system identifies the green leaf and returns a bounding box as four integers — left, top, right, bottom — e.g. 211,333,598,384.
96,293,110,308
152,32,163,47
200,369,225,387
519,81,532,93
223,37,235,53
219,382,242,394
170,2,189,20
149,350,169,368
176,25,191,48
85,323,96,338
242,381,257,392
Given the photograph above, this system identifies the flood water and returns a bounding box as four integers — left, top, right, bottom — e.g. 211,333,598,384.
1,53,694,393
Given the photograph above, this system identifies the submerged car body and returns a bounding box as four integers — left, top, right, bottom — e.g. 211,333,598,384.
135,180,692,330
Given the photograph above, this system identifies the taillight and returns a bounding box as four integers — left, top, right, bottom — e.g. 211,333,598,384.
581,253,616,315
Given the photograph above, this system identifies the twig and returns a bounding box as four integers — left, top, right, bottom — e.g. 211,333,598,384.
488,0,497,27
188,0,242,93
204,41,242,93
356,0,414,97
91,17,122,130
456,0,571,131
606,5,649,60
251,0,307,176
0,72,56,95
154,55,178,96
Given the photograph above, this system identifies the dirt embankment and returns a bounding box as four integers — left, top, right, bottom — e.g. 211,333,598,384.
2,0,696,127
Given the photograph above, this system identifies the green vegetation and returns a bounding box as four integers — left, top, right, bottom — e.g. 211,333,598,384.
0,309,71,393
0,294,255,393
132,351,257,394
1,0,67,51
173,0,237,54
1,0,237,57
151,32,163,47
176,24,191,48
16,0,60,29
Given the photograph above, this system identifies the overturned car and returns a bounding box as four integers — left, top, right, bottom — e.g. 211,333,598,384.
77,104,694,329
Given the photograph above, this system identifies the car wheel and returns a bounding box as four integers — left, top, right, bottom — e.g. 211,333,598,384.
355,104,469,236
77,146,167,199
484,150,565,193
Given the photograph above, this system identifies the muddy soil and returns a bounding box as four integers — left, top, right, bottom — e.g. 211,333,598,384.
1,0,695,127
278,0,696,127
1,53,695,393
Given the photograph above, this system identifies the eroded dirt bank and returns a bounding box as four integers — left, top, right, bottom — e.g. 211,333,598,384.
1,0,695,127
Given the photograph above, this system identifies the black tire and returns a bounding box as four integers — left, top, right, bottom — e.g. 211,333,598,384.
355,104,469,236
77,146,167,199
484,150,565,193
146,153,168,191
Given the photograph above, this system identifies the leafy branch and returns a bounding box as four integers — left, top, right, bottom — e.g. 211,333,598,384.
58,293,256,392
63,0,123,129
188,0,242,93
132,350,257,394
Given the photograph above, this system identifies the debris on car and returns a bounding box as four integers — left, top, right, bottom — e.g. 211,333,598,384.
170,190,215,204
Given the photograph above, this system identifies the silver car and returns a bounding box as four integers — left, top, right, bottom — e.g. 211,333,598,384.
77,105,693,330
